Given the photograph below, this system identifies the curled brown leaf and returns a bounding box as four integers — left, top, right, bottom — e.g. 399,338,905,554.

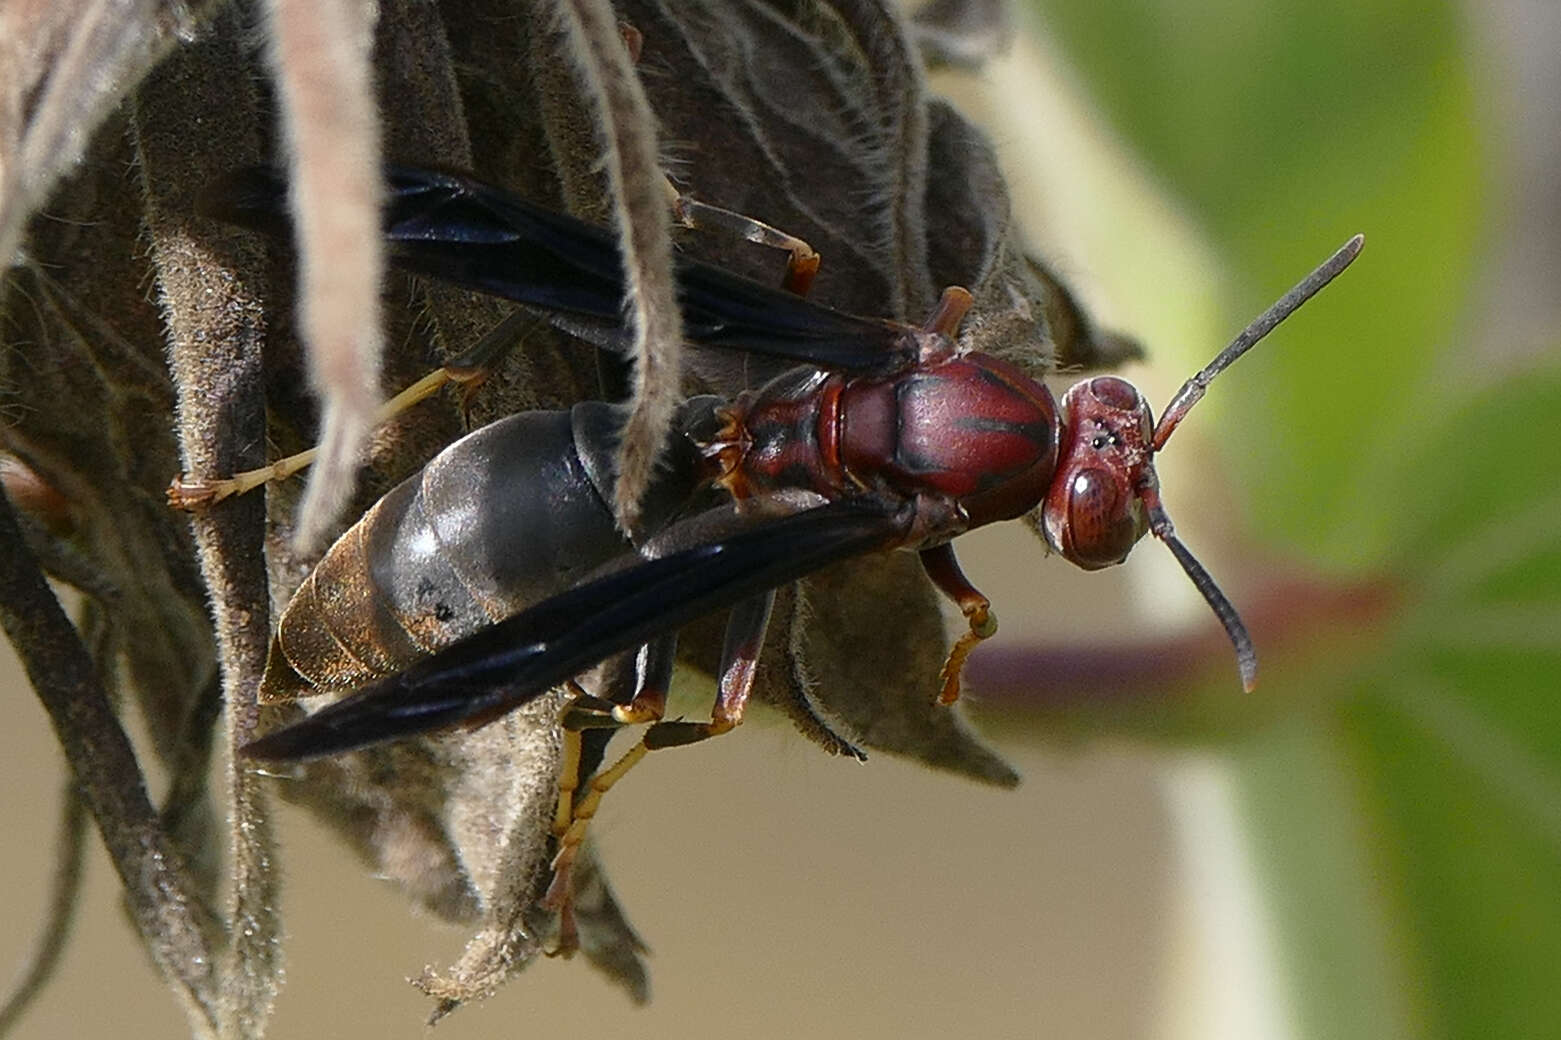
0,0,1129,1031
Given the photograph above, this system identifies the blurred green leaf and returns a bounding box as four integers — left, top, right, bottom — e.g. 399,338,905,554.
1336,682,1561,1040
1223,366,1561,1040
1029,0,1484,569
1019,4,1558,1038
1344,368,1561,1040
1236,713,1424,1040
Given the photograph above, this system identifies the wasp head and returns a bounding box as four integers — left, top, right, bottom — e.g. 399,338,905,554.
1041,376,1156,569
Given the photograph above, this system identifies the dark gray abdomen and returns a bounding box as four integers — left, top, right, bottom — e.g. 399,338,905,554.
265,407,632,698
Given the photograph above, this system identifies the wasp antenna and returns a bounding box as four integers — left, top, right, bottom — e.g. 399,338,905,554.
1152,233,1364,450
1145,496,1257,692
1162,531,1257,692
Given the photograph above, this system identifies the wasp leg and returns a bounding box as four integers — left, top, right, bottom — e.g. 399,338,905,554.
545,733,649,958
547,725,611,958
545,592,775,952
546,637,676,956
551,678,610,839
643,590,773,748
561,637,675,733
553,642,672,835
919,543,998,705
614,21,820,297
167,312,546,510
665,185,821,296
166,365,452,509
438,311,550,423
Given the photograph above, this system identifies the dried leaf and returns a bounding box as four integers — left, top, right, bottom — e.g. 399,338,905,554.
132,10,283,1035
0,785,87,1035
910,0,1015,69
0,491,220,1036
546,0,684,535
0,1,216,273
0,0,1135,1028
264,0,385,552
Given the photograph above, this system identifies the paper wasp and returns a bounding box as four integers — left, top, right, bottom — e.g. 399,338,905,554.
194,165,1360,933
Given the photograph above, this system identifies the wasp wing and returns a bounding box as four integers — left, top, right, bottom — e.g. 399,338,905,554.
241,498,910,761
203,166,914,374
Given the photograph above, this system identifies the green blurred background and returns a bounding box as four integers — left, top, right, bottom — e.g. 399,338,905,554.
3,2,1557,1037
959,0,1560,1037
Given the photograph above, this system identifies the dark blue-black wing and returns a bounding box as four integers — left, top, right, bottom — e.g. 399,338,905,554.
241,498,910,761
203,166,914,373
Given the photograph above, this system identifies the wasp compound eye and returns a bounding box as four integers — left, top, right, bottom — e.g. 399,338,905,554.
1050,466,1147,570
1085,375,1139,411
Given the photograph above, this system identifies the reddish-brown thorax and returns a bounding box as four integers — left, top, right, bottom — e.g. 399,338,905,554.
708,352,1063,535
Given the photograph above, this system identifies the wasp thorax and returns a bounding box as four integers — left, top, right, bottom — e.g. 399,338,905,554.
1042,376,1155,569
839,353,1061,529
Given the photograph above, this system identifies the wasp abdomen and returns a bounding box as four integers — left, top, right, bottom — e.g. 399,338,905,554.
262,409,631,702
